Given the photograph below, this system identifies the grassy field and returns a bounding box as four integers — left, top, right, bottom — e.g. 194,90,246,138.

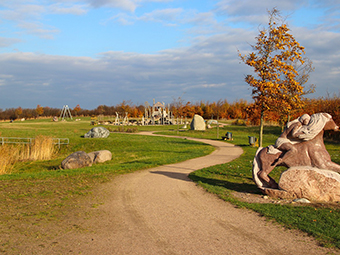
0,118,339,251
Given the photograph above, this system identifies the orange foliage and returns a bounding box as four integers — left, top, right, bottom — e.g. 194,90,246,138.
35,104,44,116
73,104,81,116
239,8,314,146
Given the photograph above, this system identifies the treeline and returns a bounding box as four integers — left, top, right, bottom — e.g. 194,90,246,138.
1,96,339,125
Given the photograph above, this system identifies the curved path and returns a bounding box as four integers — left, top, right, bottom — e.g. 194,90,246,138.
48,132,332,254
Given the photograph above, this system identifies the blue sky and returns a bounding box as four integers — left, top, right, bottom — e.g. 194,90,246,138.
0,0,339,109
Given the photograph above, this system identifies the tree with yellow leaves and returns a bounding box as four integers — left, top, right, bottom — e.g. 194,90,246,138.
239,8,314,147
35,104,44,117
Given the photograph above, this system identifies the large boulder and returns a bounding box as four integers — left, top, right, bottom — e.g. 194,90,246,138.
190,114,206,131
87,150,112,164
264,166,340,202
84,127,110,138
61,151,92,169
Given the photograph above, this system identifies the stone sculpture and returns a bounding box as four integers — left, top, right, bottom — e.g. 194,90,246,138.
252,113,340,202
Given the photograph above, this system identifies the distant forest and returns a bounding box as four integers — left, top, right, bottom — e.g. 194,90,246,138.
1,96,339,126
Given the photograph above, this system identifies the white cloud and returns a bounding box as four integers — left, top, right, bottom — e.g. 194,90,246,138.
0,39,251,108
139,8,183,23
201,83,226,88
85,0,174,11
215,0,306,16
214,0,311,28
18,21,59,39
48,3,89,15
86,0,138,12
2,19,339,109
185,11,216,26
0,3,45,20
109,13,135,25
0,37,22,47
110,8,184,26
0,2,59,39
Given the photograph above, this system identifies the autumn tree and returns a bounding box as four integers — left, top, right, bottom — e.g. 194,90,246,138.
239,8,313,147
15,107,23,118
35,104,44,117
73,104,81,116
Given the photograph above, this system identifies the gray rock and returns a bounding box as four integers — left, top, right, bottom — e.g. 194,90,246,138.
84,127,110,138
88,150,112,164
190,114,206,131
61,151,92,169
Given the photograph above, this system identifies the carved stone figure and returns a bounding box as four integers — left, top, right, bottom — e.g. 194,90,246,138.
252,113,340,201
270,113,310,166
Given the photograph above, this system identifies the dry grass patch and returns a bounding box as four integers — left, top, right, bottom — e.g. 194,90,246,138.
0,135,57,175
0,145,18,174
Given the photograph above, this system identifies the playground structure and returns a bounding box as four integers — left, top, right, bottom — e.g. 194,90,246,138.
97,99,189,126
143,100,173,125
59,105,73,121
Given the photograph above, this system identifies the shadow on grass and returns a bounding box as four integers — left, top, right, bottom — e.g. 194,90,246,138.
189,174,260,194
236,144,255,147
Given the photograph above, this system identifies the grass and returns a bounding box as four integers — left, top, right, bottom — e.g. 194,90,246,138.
1,118,339,251
158,124,340,249
0,145,17,174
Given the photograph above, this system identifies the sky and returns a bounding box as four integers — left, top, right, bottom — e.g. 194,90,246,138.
0,0,339,110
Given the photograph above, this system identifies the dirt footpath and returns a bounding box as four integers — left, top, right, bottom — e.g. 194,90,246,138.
38,134,335,254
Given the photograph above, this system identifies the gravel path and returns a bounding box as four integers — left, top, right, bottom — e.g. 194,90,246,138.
42,133,334,254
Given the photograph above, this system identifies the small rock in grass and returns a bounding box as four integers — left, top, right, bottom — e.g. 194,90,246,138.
293,198,311,203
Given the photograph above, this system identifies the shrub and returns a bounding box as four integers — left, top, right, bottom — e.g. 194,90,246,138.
107,126,138,133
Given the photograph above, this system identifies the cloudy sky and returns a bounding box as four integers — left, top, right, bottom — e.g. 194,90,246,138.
0,0,339,110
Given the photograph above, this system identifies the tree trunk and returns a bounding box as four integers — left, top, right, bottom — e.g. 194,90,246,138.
259,110,264,147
